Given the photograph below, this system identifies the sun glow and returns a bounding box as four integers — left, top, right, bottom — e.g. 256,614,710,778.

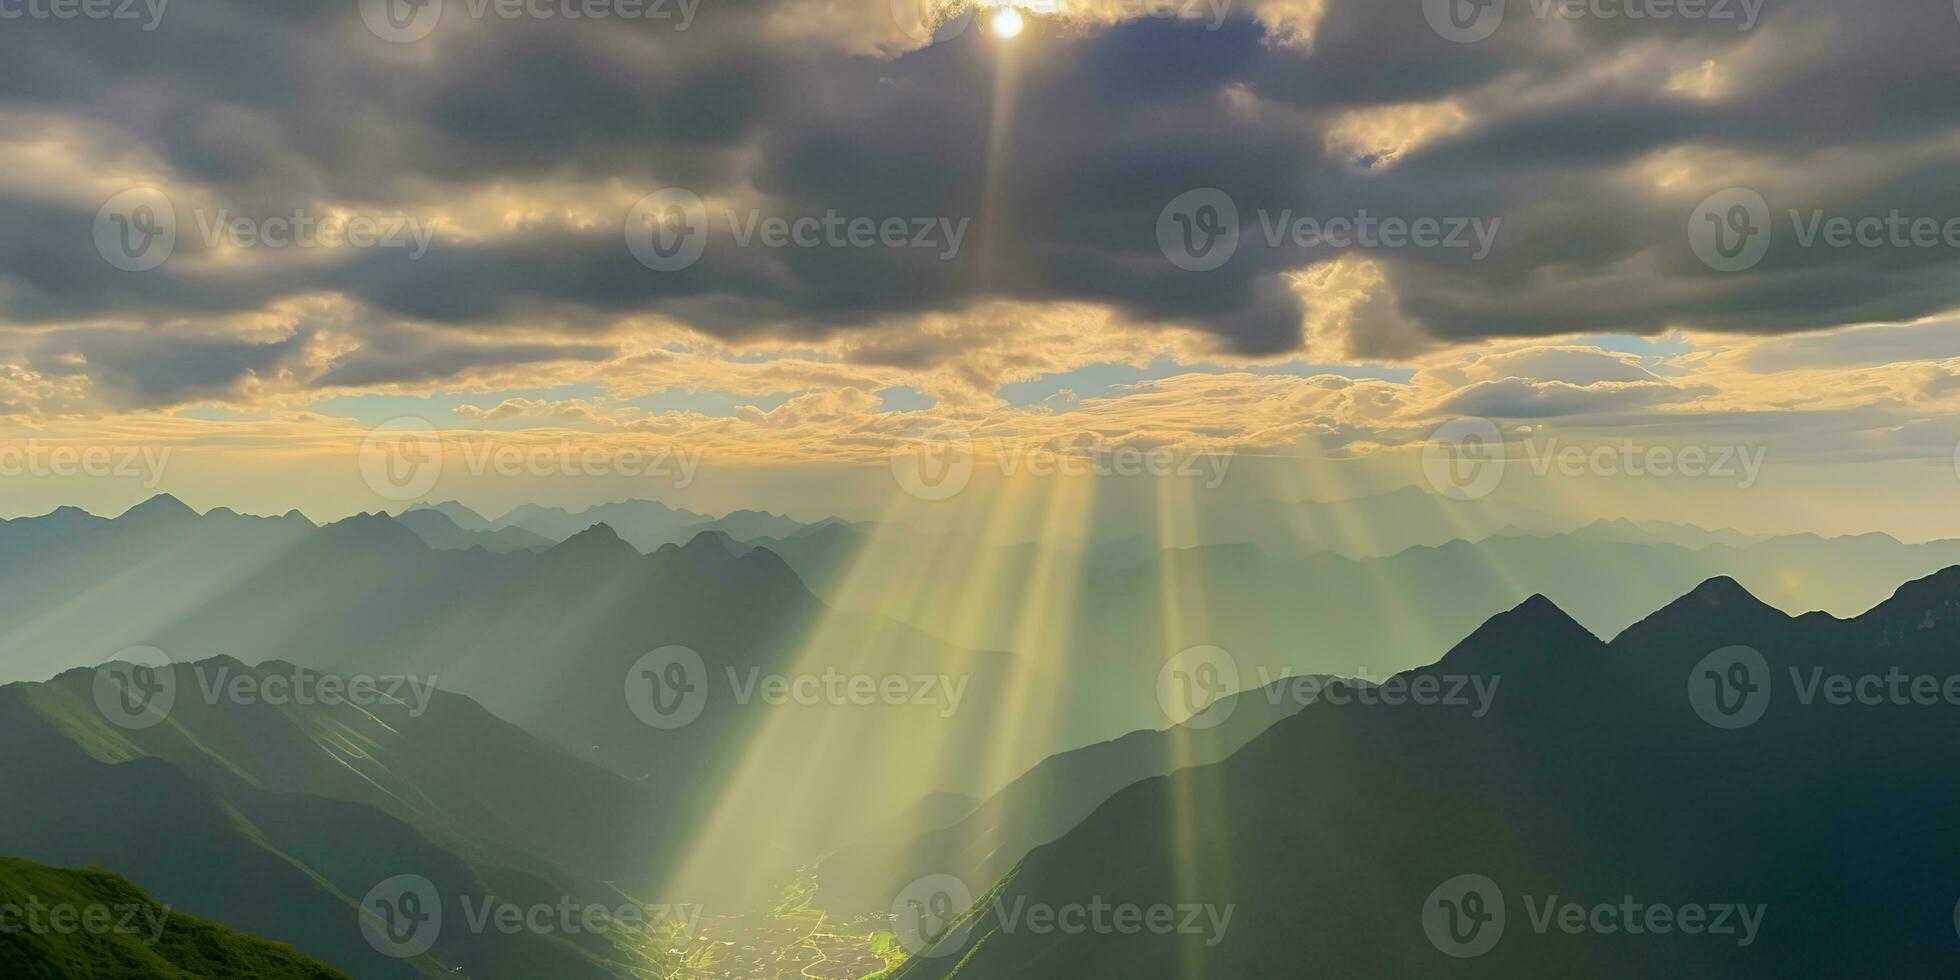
991,6,1024,37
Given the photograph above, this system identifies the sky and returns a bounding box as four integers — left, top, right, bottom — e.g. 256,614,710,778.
3,0,1960,534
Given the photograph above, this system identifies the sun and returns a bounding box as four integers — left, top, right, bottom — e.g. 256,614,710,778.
991,6,1024,38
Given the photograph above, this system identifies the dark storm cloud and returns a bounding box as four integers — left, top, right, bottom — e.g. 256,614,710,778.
2,0,1959,364
25,327,311,409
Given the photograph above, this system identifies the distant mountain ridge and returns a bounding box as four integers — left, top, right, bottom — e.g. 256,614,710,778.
0,497,1028,907
402,498,831,554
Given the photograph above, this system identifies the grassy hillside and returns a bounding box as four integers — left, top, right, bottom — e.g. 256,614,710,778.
0,855,347,979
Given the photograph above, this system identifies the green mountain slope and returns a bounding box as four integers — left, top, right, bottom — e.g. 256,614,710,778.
0,855,348,979
0,668,682,980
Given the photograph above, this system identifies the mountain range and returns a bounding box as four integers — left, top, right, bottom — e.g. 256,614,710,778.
0,657,684,978
886,571,1960,977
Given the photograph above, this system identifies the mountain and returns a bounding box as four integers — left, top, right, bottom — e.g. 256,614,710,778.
755,520,1960,740
814,674,1338,917
0,855,348,979
394,506,555,552
458,499,819,552
887,574,1960,977
0,500,1027,903
489,499,714,550
0,667,663,979
5,657,673,890
412,500,495,532
1541,517,1765,550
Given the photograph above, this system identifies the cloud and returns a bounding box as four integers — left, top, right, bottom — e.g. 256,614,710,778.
5,0,1954,362
1439,377,1712,419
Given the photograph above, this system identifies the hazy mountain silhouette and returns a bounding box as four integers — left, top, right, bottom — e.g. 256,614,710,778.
0,855,348,978
394,507,555,552
0,499,1027,900
756,519,1960,741
814,675,1338,917
890,572,1960,977
407,499,823,553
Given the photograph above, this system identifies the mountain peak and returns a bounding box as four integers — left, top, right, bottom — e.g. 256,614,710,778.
421,500,492,531
546,522,637,561
1609,575,1790,655
1685,575,1754,605
681,529,742,558
1433,593,1603,674
120,493,197,521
